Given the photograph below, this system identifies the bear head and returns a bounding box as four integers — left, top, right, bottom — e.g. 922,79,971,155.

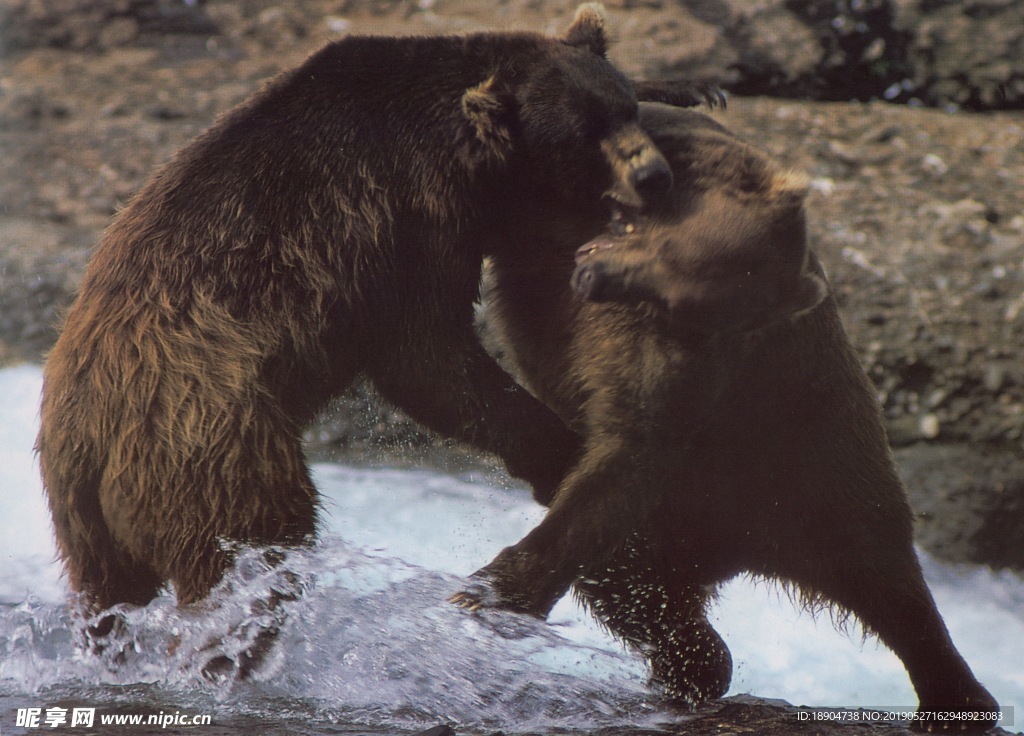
460,4,675,216
571,105,828,335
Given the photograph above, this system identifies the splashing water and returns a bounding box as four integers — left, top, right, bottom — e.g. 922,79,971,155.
2,538,663,734
2,364,1022,734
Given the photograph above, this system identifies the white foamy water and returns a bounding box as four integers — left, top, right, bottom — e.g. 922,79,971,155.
1,364,1021,733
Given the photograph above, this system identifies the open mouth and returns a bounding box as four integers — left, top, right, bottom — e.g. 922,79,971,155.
577,198,641,263
575,238,616,262
601,195,640,236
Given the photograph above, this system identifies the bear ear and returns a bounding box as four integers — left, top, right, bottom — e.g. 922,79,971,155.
768,170,828,318
562,3,608,57
461,75,513,155
768,170,811,206
792,269,830,317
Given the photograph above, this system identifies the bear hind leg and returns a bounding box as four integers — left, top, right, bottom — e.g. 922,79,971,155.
778,533,998,732
61,527,164,659
48,481,165,612
574,535,732,707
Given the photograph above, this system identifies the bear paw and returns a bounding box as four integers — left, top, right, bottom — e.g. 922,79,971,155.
910,688,1000,733
447,581,498,613
447,574,548,618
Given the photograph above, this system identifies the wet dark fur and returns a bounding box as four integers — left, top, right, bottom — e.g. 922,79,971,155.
38,6,685,613
465,104,998,731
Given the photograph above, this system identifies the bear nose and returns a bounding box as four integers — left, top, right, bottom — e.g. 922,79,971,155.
631,156,672,200
571,261,609,301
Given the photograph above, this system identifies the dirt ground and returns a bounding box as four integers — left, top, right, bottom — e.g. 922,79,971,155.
1,0,1022,574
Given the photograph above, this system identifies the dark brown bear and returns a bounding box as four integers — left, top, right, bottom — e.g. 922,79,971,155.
37,4,686,613
457,103,999,731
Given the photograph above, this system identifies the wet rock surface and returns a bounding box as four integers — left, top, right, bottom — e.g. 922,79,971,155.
0,4,1020,731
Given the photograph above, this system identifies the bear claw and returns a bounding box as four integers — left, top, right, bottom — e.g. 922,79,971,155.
448,582,497,612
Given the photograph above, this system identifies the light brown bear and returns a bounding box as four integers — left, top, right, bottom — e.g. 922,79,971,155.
38,5,695,614
458,103,999,732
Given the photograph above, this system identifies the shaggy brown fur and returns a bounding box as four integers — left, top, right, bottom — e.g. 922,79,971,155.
458,104,998,731
38,5,688,612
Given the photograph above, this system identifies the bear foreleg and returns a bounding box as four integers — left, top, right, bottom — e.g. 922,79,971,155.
451,433,674,616
370,321,580,504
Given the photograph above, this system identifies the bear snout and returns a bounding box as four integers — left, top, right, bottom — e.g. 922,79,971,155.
631,154,672,201
602,125,672,209
571,261,610,301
